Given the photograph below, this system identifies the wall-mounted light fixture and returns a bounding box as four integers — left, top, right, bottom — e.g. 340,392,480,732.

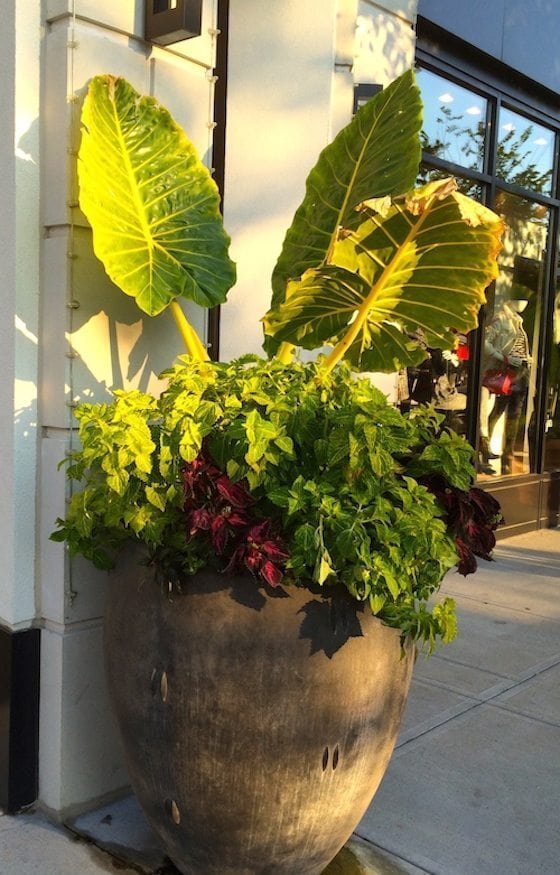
145,0,203,46
353,83,382,114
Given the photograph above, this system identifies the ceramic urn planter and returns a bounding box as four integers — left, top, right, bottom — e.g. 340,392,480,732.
104,557,414,875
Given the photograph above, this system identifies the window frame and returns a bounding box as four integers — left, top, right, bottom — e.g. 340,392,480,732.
415,47,560,475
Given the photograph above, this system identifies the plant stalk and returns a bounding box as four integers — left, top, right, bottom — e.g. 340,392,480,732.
275,342,295,364
170,300,209,361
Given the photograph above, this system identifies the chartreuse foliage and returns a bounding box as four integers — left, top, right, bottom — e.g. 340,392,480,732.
264,181,503,372
269,70,423,319
78,75,236,319
54,69,506,652
53,358,472,651
77,72,502,374
263,71,503,372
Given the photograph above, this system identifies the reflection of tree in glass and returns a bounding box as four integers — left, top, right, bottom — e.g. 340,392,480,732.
497,126,552,194
494,190,549,225
421,104,552,195
417,165,482,199
421,105,485,170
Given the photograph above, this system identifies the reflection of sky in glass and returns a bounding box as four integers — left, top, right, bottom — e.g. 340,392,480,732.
417,68,487,171
497,107,554,195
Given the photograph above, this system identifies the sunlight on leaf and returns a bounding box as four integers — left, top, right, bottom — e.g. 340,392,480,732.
78,75,236,316
266,70,422,353
264,178,504,372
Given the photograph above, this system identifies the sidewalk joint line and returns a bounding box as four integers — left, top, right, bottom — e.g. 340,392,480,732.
353,831,436,875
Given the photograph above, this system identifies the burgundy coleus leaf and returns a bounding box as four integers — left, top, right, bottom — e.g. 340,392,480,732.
216,475,253,509
260,560,284,587
259,539,290,561
245,523,289,586
465,518,496,560
468,487,503,528
211,515,229,554
181,450,291,586
181,456,207,490
421,473,502,573
244,550,261,573
420,475,464,521
245,520,272,542
182,452,222,503
225,521,290,587
455,537,477,576
210,508,251,554
209,512,242,553
187,507,212,534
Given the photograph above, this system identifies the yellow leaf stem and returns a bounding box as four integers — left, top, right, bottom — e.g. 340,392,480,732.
169,300,209,361
274,342,295,364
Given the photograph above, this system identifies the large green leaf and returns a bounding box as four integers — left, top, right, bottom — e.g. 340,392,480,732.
78,75,236,316
269,70,422,310
263,179,504,371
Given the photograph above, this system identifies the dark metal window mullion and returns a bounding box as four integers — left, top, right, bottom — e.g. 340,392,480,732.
533,120,560,472
420,154,491,187
486,94,499,200
534,206,560,473
553,121,560,202
465,94,498,448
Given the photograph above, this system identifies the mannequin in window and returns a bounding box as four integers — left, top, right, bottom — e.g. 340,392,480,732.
481,299,531,475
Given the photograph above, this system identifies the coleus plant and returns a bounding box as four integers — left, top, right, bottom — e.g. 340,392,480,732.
52,70,504,651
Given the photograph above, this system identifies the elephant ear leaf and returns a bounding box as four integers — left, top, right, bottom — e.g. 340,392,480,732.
269,69,422,311
264,179,504,372
78,75,236,316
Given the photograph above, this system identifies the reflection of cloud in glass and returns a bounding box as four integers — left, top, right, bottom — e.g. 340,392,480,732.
498,106,554,194
418,68,488,172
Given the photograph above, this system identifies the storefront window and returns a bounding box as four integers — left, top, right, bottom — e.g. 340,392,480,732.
403,332,470,435
478,194,549,478
415,63,560,485
416,68,487,171
497,107,554,195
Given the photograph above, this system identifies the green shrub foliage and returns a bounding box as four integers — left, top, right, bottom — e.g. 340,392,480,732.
52,357,502,651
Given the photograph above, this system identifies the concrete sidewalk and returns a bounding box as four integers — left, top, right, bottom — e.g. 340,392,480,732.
2,528,559,874
357,527,560,874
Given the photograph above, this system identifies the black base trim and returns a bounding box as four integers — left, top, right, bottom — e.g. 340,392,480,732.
0,627,40,813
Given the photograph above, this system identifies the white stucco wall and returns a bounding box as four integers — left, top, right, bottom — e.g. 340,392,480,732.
354,0,417,86
38,0,223,816
0,0,420,817
220,0,360,361
219,0,418,362
0,1,41,629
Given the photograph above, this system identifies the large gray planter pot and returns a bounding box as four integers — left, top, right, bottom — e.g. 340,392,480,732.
104,558,414,875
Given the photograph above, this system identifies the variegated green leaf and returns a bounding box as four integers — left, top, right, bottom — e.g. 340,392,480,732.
78,75,236,316
264,179,504,371
270,70,422,311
